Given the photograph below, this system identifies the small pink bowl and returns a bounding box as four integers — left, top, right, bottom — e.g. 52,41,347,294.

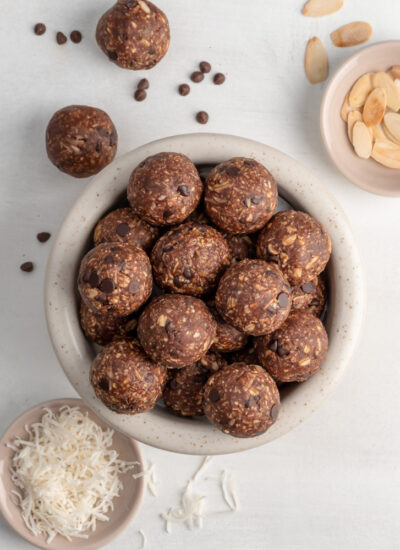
320,40,400,197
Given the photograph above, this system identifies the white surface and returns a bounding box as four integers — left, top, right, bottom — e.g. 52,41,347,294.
0,0,399,549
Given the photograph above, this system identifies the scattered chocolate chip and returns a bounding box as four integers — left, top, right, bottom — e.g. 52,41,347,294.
196,111,209,124
268,339,278,352
116,223,131,237
278,293,289,308
209,388,220,402
137,78,149,90
270,404,279,420
301,281,315,294
178,83,190,96
99,278,115,294
277,346,290,357
191,71,204,83
251,197,262,205
183,267,193,279
134,89,147,102
70,30,82,43
213,72,225,85
37,232,51,243
89,271,100,288
177,184,190,197
56,32,67,45
128,280,140,294
99,377,109,392
34,23,46,36
20,261,34,272
199,61,211,73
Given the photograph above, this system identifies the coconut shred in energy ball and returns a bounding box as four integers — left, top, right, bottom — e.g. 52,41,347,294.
46,105,117,178
96,0,170,70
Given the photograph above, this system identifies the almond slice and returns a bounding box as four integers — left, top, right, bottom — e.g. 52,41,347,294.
388,66,400,80
383,112,400,144
347,111,362,143
372,72,400,111
304,37,329,84
395,79,400,91
302,0,344,17
362,88,387,127
352,122,372,159
348,73,374,108
372,139,400,169
331,22,372,48
381,122,400,146
370,124,387,143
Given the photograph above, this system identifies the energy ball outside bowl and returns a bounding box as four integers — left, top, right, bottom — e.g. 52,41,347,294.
137,294,217,368
256,311,328,383
94,207,159,252
78,242,152,317
127,152,203,226
96,0,170,70
204,157,278,234
80,301,137,345
46,105,117,178
291,275,327,317
203,363,280,438
215,259,292,336
151,223,230,296
90,339,167,414
257,210,332,286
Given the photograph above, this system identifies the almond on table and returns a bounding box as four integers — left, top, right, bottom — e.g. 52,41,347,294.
302,0,344,17
331,22,372,48
304,37,329,84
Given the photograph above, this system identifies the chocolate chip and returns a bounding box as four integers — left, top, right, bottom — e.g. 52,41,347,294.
128,280,140,293
99,278,114,294
209,388,220,402
108,50,118,60
213,73,225,85
245,395,260,408
173,276,184,288
199,61,211,73
88,271,100,288
137,78,149,90
244,159,256,166
95,140,102,153
20,261,34,272
277,346,289,357
278,293,289,308
183,267,193,279
163,209,174,220
104,255,115,264
116,223,131,237
56,32,67,45
70,30,82,43
268,339,278,352
251,197,262,205
34,23,46,35
191,71,204,83
301,281,315,294
99,377,109,392
178,83,190,96
37,232,51,243
226,165,240,177
270,404,279,420
177,184,190,197
134,89,147,102
109,131,117,146
196,111,209,124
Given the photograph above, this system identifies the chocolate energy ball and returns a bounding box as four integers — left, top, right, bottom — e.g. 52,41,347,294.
46,105,117,178
256,311,328,383
151,223,230,296
224,233,256,265
90,339,167,414
207,300,248,353
203,363,280,438
80,301,137,345
291,275,327,317
229,339,259,365
215,259,292,336
137,294,217,368
94,207,159,252
162,352,227,417
128,153,203,226
257,210,332,286
204,158,278,234
78,242,152,317
96,0,170,70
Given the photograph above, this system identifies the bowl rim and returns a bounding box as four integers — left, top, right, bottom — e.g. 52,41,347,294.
320,40,400,197
45,132,366,455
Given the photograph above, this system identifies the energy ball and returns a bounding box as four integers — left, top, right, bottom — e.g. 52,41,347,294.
203,363,280,438
291,275,327,317
94,207,159,252
78,242,152,317
224,233,256,265
46,105,117,178
80,301,137,345
137,294,217,368
96,0,170,70
151,223,230,296
257,210,331,286
162,352,226,417
90,339,167,414
256,311,328,383
207,300,248,353
204,158,278,234
128,153,203,226
215,259,292,336
229,340,259,365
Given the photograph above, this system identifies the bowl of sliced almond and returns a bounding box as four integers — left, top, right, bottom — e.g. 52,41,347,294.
320,41,400,197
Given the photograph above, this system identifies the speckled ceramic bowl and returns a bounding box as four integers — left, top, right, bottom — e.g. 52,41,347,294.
45,133,365,455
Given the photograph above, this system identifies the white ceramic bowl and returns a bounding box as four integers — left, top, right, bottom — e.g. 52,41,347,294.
45,133,365,455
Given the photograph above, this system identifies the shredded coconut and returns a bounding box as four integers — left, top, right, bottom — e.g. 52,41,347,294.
221,470,239,512
192,456,212,482
7,406,140,543
133,462,158,496
138,529,147,549
160,480,206,533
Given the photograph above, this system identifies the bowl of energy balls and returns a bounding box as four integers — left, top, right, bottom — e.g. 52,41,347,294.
45,133,365,455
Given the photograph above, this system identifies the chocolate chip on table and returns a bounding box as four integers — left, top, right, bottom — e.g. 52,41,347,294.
134,89,147,101
196,111,209,124
20,261,34,272
178,83,190,96
137,78,149,90
99,278,115,294
191,71,204,83
56,32,67,45
37,232,51,243
278,293,289,308
116,223,130,237
34,23,46,36
199,61,211,73
213,72,226,85
270,404,279,420
301,281,315,294
70,30,82,43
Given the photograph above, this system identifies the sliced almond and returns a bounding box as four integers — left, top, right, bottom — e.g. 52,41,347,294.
363,88,387,127
347,111,362,143
370,124,387,143
372,139,400,169
341,93,361,121
304,37,329,84
388,66,400,80
352,121,373,159
383,112,400,144
348,72,374,108
381,122,400,146
331,22,372,48
372,72,400,111
395,79,400,91
302,0,344,17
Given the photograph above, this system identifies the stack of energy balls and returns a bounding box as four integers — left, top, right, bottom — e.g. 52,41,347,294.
77,153,331,438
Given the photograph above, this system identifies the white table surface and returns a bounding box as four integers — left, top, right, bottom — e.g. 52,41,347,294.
1,1,400,549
